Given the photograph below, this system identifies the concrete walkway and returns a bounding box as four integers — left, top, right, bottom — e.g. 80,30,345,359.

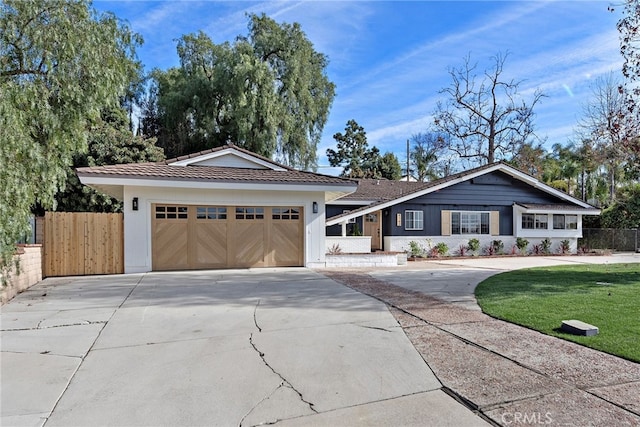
323,253,640,426
1,269,487,427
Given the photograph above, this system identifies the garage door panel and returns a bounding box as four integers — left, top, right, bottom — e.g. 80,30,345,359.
194,223,227,268
233,223,265,267
271,222,302,266
153,222,188,270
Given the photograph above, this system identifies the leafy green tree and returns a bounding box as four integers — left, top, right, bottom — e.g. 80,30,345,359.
0,0,142,266
55,108,165,212
433,52,544,165
327,120,401,179
378,152,402,180
410,132,447,181
327,120,372,178
599,184,640,228
146,14,335,170
327,120,370,178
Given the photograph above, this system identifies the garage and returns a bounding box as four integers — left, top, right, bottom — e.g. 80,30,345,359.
152,204,303,270
76,144,356,273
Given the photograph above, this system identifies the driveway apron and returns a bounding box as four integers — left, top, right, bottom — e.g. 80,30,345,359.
1,268,487,426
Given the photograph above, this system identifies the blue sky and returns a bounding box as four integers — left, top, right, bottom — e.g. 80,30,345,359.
94,1,623,173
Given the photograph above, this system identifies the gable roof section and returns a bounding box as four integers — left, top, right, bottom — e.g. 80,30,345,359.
77,145,356,201
326,162,599,226
166,144,291,170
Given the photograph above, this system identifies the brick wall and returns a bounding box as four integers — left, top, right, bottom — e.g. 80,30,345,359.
1,244,43,305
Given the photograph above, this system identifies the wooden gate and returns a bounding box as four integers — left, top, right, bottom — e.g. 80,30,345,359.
43,212,124,277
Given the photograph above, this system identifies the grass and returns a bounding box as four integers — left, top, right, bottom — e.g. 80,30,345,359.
475,263,640,363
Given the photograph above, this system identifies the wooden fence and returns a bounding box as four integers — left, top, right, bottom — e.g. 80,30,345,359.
43,212,124,277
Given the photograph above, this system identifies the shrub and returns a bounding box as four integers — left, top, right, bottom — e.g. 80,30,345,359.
467,238,480,254
408,241,423,257
558,239,571,254
458,244,468,256
531,244,543,255
515,237,529,254
492,240,504,254
484,243,497,256
435,242,449,256
327,244,343,255
541,238,552,254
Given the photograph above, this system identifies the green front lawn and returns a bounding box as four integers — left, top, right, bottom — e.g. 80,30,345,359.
475,263,640,362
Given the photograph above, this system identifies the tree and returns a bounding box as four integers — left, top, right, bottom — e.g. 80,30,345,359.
55,107,165,212
326,120,401,179
145,14,335,170
509,142,546,179
433,52,544,165
378,152,402,180
0,0,142,266
575,73,633,202
599,184,640,228
327,120,372,178
612,0,640,160
409,132,448,181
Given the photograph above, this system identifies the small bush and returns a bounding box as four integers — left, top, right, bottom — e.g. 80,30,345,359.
484,243,497,256
467,238,480,254
541,238,552,254
531,244,543,255
408,241,423,257
492,240,504,254
327,244,342,255
558,239,571,254
515,237,529,254
458,244,468,256
435,242,449,256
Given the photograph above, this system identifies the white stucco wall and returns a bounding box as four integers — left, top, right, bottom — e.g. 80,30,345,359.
384,236,579,256
122,186,327,273
325,236,372,254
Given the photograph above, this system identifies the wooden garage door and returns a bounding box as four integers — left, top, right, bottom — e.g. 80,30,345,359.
152,204,303,270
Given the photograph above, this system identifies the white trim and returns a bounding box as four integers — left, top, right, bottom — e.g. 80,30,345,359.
170,148,287,170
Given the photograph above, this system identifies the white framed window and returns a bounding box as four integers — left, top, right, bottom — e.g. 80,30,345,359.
535,214,548,229
451,211,490,235
405,210,423,230
553,214,577,230
522,213,548,230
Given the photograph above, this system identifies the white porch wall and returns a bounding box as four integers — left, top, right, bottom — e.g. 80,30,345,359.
325,236,371,254
384,236,578,255
122,186,327,273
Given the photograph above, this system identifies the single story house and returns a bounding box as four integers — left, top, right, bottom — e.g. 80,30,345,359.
77,144,357,273
326,162,600,255
78,146,599,273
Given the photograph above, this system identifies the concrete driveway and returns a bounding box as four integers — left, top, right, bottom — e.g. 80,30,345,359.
369,253,640,310
1,269,488,426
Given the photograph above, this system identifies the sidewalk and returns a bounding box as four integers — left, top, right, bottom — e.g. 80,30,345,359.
323,254,640,426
